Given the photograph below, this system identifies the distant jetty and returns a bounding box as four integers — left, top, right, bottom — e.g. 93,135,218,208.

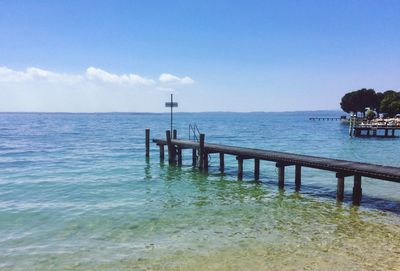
309,116,348,122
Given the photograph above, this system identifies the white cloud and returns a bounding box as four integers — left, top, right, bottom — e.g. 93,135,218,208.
0,66,31,82
0,66,83,83
26,67,57,78
0,67,194,87
0,66,195,112
159,73,194,85
86,67,155,85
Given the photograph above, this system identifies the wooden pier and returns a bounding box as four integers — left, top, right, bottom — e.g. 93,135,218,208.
309,117,343,121
146,129,400,206
353,125,400,137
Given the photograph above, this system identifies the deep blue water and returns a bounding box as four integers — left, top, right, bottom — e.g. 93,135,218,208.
0,112,399,270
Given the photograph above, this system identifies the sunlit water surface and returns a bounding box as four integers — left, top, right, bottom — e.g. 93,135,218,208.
0,112,399,270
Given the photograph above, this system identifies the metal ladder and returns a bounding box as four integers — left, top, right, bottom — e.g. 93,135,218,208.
189,124,201,141
188,124,210,167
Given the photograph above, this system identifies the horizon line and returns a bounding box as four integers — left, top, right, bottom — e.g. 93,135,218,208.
0,109,344,114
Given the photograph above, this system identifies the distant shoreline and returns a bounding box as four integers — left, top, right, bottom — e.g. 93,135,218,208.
0,109,343,114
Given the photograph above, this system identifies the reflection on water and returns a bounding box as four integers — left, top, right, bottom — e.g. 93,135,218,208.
0,112,399,270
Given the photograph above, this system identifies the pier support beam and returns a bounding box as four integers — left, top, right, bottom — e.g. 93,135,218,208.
237,157,243,180
385,129,388,137
219,153,225,173
392,129,395,137
352,175,362,205
276,163,285,189
166,130,176,165
177,147,182,165
336,173,345,202
192,149,197,166
199,134,205,170
145,129,150,158
295,165,301,191
204,152,209,171
173,129,177,139
159,144,164,161
254,158,260,181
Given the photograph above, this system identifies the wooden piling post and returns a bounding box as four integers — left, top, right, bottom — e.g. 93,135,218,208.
145,129,150,158
219,153,225,173
237,157,243,180
192,148,197,166
254,158,260,181
385,129,388,137
204,151,209,171
173,129,177,139
295,165,301,190
336,173,345,202
177,147,182,165
166,130,175,165
352,175,362,205
392,129,395,137
276,163,285,189
199,134,205,169
159,144,164,161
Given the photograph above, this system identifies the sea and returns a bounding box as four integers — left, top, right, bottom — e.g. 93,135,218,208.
0,111,399,271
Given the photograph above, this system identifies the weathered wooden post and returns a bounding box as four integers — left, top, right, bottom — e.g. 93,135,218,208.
192,149,197,166
336,173,345,202
204,151,209,171
385,129,388,137
199,133,205,169
177,147,182,165
276,163,285,189
295,165,301,190
219,153,225,173
166,130,175,165
254,158,260,181
173,129,177,139
237,157,243,180
145,129,150,158
352,175,362,205
159,144,164,161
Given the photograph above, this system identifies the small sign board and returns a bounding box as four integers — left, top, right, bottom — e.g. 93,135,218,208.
165,102,178,107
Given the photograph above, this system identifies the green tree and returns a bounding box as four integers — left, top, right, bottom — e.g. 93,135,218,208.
380,90,400,116
365,109,375,120
340,91,358,114
340,88,379,116
376,92,385,114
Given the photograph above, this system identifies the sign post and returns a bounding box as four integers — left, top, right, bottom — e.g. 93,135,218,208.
165,93,178,133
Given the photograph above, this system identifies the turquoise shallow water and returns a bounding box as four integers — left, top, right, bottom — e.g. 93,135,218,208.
0,112,399,270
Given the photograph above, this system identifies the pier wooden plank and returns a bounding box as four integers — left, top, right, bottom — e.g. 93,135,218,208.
152,139,400,183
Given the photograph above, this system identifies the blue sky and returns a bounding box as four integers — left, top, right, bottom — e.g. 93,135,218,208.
0,0,399,112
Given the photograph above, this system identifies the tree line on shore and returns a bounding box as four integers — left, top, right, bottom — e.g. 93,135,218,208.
340,88,400,117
